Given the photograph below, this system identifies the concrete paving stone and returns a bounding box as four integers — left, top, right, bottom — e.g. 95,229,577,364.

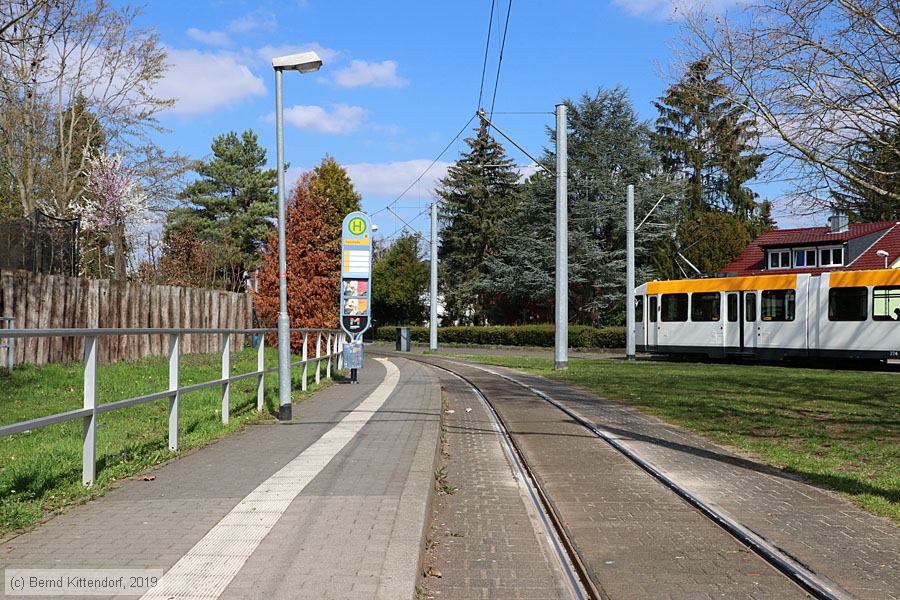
1,357,442,600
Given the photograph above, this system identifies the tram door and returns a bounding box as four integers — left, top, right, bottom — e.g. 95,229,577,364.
648,295,659,349
724,292,743,352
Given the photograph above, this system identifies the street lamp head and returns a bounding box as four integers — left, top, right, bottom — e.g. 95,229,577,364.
876,250,889,257
272,51,323,73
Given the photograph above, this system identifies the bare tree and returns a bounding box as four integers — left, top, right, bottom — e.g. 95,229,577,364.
679,0,900,211
0,0,184,219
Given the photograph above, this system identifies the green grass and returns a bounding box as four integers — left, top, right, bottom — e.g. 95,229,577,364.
444,354,900,522
0,347,339,537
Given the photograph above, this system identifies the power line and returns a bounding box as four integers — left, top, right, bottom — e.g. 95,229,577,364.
477,0,497,111
371,113,477,218
488,0,513,121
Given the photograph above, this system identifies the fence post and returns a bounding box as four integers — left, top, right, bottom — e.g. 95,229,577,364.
301,332,309,392
4,318,13,371
257,335,265,412
315,331,321,384
221,333,231,424
168,334,180,451
325,332,332,379
82,335,98,486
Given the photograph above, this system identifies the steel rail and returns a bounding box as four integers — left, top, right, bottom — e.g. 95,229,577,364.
420,360,601,600
445,358,852,600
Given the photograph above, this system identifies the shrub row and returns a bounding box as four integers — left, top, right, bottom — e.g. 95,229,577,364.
373,324,625,349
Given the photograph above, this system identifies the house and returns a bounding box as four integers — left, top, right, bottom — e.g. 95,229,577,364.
722,214,900,276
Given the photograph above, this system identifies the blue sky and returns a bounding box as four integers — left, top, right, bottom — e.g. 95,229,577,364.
132,0,804,238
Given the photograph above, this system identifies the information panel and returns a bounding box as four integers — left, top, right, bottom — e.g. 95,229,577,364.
340,211,373,338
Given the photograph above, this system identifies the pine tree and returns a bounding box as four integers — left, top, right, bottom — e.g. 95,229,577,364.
166,130,276,291
437,122,520,325
833,127,900,221
489,87,681,324
653,59,765,220
372,234,429,325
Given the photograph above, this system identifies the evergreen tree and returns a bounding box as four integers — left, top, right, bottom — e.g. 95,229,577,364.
489,87,682,324
437,122,520,324
166,130,276,291
832,127,900,221
371,234,429,325
654,59,764,220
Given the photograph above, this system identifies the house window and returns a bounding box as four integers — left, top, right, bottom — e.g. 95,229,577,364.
820,246,844,267
691,292,721,322
794,249,817,268
873,287,900,321
828,287,867,321
761,289,796,321
661,293,688,322
769,249,791,269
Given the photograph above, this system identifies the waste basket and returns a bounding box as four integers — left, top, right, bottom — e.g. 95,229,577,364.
396,327,410,352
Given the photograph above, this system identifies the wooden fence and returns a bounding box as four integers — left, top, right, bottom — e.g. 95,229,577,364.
0,269,253,366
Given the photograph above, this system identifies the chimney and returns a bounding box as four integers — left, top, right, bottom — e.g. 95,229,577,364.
829,212,849,234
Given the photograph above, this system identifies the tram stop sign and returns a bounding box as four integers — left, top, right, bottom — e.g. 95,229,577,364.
340,211,373,338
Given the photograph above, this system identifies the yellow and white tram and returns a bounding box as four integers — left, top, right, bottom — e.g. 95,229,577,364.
634,269,900,360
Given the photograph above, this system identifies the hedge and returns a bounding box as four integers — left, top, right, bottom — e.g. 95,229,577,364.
373,324,625,348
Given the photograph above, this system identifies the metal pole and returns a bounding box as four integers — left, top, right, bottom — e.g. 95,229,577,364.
430,202,438,352
221,332,230,424
275,68,292,421
82,335,97,486
626,184,636,360
554,103,568,370
168,334,180,451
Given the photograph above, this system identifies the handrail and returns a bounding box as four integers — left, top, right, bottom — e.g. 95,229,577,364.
0,326,349,486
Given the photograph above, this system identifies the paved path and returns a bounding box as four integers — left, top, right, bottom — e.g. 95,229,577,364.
420,368,575,600
1,357,441,600
405,355,811,600
405,352,900,600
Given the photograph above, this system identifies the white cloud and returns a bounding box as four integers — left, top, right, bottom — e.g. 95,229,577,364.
279,104,367,134
333,59,408,88
228,10,277,33
343,160,451,197
610,0,744,19
186,27,231,46
157,48,266,115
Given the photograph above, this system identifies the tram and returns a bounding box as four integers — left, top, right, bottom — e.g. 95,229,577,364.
634,269,900,360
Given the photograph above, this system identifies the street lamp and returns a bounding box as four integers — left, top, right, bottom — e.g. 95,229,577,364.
877,249,889,269
272,50,323,422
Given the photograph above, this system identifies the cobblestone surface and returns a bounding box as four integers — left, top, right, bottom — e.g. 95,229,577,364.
405,355,812,600
1,358,441,600
420,369,573,600
468,361,900,600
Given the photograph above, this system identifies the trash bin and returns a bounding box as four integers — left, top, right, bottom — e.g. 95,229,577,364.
396,327,410,352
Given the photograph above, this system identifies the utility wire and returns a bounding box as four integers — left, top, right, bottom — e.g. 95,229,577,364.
477,0,497,110
488,0,513,122
370,113,477,218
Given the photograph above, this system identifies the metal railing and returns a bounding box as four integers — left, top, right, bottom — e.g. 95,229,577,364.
1,317,12,371
0,327,347,486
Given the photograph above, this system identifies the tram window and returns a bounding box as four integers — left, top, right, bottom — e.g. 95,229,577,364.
745,293,756,322
661,293,688,322
649,296,658,323
635,296,644,322
828,287,868,321
761,289,795,321
691,292,720,322
873,286,900,321
727,294,738,322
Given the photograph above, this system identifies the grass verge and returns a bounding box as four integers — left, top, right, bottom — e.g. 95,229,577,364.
0,347,338,537
444,354,899,522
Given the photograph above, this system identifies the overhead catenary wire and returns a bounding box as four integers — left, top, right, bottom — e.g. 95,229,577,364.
477,0,497,111
488,0,513,122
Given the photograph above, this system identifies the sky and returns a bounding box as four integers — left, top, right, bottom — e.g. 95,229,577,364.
127,0,807,241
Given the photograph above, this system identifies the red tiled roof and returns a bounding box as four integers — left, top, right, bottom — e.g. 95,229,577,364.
722,221,900,275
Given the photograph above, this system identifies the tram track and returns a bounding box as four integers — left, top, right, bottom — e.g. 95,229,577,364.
391,352,852,600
